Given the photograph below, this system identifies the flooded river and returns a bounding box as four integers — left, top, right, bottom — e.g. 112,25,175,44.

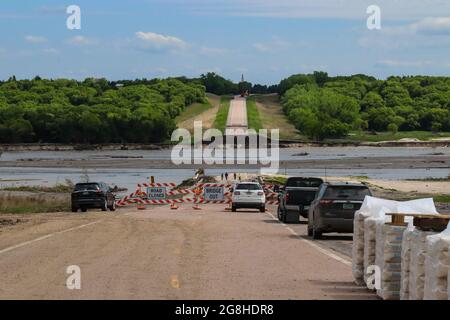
0,147,449,193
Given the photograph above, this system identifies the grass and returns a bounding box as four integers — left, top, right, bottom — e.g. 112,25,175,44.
246,97,263,131
262,175,287,185
343,131,450,143
0,191,70,214
252,94,305,141
212,96,232,133
349,175,370,180
434,195,450,203
1,203,69,214
1,183,74,193
175,100,213,125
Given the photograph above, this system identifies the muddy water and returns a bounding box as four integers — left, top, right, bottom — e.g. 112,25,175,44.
0,147,449,193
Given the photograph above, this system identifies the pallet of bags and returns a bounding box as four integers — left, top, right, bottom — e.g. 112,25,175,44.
424,222,450,300
363,216,379,286
409,229,438,300
353,197,438,290
375,223,406,300
400,226,415,300
353,197,399,285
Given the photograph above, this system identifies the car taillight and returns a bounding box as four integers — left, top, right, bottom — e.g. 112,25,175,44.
285,192,290,202
234,191,240,195
257,191,264,196
320,200,334,205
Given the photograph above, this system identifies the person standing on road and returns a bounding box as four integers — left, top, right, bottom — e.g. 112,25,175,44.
221,173,224,181
233,173,237,180
225,172,229,181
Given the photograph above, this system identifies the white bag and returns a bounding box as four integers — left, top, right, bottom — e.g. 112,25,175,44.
400,226,415,300
353,197,403,285
409,229,438,300
424,222,450,300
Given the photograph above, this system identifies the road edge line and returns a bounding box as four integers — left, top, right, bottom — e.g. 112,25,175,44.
0,220,102,255
265,211,352,266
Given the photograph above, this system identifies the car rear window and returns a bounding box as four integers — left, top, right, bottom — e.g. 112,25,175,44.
235,183,262,190
323,186,370,200
286,178,323,188
75,183,99,191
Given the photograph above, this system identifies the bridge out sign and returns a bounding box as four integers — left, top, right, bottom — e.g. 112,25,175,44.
147,187,166,200
203,186,224,201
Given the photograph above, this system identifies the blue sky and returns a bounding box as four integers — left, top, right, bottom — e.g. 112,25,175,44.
1,0,450,84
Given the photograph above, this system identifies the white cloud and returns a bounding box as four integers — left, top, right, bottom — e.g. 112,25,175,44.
42,48,59,55
25,35,47,44
375,59,433,68
199,46,227,55
252,37,289,53
135,31,187,51
67,36,94,46
161,0,450,20
359,17,450,49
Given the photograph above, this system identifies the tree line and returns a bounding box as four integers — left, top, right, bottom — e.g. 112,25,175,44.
2,71,449,143
0,77,205,143
279,72,450,140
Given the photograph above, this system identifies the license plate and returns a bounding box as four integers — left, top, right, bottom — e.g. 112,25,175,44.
303,206,310,210
83,192,89,195
343,203,354,210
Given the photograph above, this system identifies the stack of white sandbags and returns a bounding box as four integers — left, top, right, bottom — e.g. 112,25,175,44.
363,216,379,285
353,209,367,285
352,196,439,295
375,198,438,300
353,197,398,285
423,223,450,300
375,223,405,300
409,229,438,300
400,226,415,300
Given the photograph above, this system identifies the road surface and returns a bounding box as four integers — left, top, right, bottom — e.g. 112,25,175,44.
0,206,376,299
225,96,248,135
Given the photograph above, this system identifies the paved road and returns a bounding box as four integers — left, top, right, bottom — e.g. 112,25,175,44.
226,96,248,135
0,206,376,299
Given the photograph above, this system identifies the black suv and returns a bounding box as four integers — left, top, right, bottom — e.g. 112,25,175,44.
307,182,372,239
71,182,116,212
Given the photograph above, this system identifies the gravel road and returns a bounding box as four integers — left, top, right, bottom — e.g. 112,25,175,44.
0,205,376,300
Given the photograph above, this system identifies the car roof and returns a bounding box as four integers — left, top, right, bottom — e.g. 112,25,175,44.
76,182,102,185
323,182,368,187
236,181,260,184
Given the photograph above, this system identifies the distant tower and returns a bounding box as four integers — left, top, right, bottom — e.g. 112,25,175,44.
239,74,249,97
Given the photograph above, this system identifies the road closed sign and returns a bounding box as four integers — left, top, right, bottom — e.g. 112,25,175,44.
147,187,166,200
203,186,224,201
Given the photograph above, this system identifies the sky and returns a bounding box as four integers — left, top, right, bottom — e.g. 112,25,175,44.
1,0,450,84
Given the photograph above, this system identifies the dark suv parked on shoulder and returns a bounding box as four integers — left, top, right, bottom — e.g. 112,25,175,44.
307,182,371,239
71,182,116,212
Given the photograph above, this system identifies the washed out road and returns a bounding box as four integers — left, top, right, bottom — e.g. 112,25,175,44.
226,96,248,134
0,205,376,299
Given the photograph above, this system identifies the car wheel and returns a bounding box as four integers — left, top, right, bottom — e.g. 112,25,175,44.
101,199,107,211
277,206,282,221
312,227,322,240
81,208,87,213
109,200,116,211
259,206,265,213
231,205,237,212
71,207,78,213
282,210,287,223
307,226,313,237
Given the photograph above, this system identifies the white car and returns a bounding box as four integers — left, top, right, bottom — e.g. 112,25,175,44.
231,182,266,212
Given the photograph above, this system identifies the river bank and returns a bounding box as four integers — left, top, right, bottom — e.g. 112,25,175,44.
0,138,449,153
